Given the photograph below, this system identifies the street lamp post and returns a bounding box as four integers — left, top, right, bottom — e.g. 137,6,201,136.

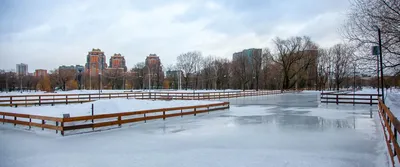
123,74,125,90
98,72,101,96
146,66,151,91
20,75,23,93
328,65,331,91
377,27,385,103
139,76,143,90
373,26,385,103
223,75,227,90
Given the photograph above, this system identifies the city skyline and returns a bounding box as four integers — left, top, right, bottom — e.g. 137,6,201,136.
0,0,349,71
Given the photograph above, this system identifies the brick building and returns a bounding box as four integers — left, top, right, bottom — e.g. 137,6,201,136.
85,48,107,76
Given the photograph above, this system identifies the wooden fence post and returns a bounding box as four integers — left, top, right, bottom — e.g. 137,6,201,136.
370,95,373,106
163,110,166,120
91,103,94,131
10,97,12,107
41,120,45,130
118,116,121,127
2,115,4,124
194,107,197,116
39,96,41,106
29,118,31,129
14,116,16,126
66,95,68,104
144,113,146,123
336,95,338,105
61,121,64,136
56,122,58,134
89,94,91,101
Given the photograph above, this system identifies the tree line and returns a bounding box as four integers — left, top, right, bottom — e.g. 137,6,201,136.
1,35,398,92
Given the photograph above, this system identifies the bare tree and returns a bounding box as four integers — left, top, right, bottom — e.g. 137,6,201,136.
176,51,202,90
343,0,400,74
251,49,263,90
232,54,252,90
316,49,330,90
201,56,215,89
48,69,60,91
104,68,124,89
214,58,230,90
271,36,317,90
329,44,354,90
261,48,273,89
58,69,76,91
165,64,179,89
0,70,17,92
132,62,145,89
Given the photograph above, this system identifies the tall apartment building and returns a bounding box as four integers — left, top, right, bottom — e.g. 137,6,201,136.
232,48,262,72
34,69,47,77
85,48,107,76
232,48,262,62
145,54,160,66
109,53,127,72
16,63,28,76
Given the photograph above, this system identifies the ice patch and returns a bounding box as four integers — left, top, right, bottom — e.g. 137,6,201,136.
226,106,277,116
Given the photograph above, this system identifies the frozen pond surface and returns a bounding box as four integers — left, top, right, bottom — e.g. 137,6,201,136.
0,92,383,167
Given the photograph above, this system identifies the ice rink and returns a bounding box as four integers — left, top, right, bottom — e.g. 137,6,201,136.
0,92,386,167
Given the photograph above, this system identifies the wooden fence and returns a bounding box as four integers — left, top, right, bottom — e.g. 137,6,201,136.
320,92,381,105
378,99,400,167
0,90,282,107
0,102,229,136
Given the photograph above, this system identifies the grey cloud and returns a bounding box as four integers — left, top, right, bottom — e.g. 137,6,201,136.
0,0,350,71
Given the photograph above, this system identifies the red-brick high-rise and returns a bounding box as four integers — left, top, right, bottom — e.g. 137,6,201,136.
109,53,127,72
85,48,107,76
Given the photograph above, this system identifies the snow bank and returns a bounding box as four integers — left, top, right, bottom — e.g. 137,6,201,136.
355,88,380,94
386,92,400,118
0,99,223,117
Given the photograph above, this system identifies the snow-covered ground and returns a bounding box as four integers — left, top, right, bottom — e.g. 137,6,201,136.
0,99,222,118
0,92,387,167
352,88,400,118
386,89,400,117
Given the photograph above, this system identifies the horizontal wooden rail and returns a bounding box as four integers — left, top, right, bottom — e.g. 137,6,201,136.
320,93,380,106
0,90,283,107
321,93,382,96
378,98,400,167
0,112,64,133
0,102,230,136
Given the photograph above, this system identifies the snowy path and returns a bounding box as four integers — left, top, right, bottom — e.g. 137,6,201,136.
0,93,386,167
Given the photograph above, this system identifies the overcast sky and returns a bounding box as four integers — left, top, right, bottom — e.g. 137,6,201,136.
0,0,349,72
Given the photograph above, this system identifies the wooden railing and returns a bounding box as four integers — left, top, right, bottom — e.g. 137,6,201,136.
378,99,400,167
0,90,282,107
320,92,381,105
0,102,229,136
0,112,64,134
